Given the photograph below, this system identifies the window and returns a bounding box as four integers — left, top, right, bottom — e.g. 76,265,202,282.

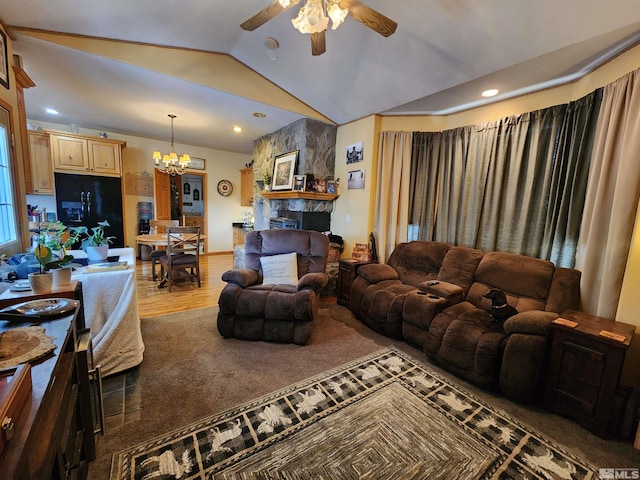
0,106,17,247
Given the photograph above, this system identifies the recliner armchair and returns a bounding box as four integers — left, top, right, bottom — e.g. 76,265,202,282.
217,229,329,345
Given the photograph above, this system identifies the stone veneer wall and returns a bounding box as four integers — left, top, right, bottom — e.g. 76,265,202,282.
252,118,337,230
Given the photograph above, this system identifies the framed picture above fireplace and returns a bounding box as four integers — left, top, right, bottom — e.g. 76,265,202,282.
272,150,298,191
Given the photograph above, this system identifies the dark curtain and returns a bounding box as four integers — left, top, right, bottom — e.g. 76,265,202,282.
409,90,602,267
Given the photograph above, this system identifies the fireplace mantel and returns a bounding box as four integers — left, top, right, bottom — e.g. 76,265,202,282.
261,191,339,201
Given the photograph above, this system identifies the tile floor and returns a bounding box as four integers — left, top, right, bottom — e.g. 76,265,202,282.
101,369,142,433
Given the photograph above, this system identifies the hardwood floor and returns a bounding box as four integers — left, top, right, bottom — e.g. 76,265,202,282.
135,253,233,318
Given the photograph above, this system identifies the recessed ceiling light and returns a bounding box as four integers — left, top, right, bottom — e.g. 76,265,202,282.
46,108,60,115
233,126,243,133
482,89,499,98
252,112,266,118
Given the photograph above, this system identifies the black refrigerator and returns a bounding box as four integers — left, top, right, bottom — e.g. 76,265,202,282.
54,173,125,248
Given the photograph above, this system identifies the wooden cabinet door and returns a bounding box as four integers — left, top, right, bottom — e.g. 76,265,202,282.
89,140,121,176
51,135,89,172
154,170,172,220
28,132,54,194
240,168,254,206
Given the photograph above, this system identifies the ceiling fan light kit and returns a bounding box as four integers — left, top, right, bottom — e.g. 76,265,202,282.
243,0,396,56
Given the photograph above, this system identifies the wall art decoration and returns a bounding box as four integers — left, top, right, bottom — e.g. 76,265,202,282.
293,174,306,191
189,157,206,170
347,169,365,190
272,150,298,191
346,142,363,164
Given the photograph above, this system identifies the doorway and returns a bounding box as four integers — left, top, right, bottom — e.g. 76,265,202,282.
153,170,207,252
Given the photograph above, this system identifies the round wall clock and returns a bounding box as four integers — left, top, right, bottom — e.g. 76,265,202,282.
217,179,233,196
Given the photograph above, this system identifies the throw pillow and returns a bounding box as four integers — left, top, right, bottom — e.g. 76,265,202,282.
260,252,298,286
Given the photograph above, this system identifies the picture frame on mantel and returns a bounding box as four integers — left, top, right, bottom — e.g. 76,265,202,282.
0,29,9,90
272,150,298,191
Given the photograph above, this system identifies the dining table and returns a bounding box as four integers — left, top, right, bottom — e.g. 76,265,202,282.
135,233,207,285
134,232,208,247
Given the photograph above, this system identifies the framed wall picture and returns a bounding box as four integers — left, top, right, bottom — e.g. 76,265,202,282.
293,174,306,191
189,157,206,170
346,142,363,164
0,29,8,89
348,169,366,189
272,150,298,191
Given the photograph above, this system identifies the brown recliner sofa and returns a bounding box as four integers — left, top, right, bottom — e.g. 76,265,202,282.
217,229,329,345
349,241,483,339
349,241,581,403
423,251,580,402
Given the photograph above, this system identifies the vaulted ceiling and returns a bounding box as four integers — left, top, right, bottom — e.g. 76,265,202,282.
2,0,640,154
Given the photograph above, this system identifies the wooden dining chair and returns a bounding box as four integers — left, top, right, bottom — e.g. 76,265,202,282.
158,226,201,292
149,219,179,280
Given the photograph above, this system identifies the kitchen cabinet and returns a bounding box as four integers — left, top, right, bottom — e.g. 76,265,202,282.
50,131,126,177
233,226,251,247
240,167,254,206
183,215,205,230
27,131,54,194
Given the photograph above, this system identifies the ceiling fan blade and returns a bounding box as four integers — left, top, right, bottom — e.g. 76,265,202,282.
340,0,397,37
240,1,286,31
311,31,326,56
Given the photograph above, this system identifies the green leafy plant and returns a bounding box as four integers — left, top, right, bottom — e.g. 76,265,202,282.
33,221,81,272
78,220,116,249
262,167,272,188
34,244,74,273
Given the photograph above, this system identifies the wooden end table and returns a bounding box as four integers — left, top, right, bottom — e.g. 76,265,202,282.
543,309,635,438
337,259,374,307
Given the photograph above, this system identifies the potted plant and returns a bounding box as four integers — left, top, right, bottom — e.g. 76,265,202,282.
263,168,272,191
32,221,80,287
77,220,115,262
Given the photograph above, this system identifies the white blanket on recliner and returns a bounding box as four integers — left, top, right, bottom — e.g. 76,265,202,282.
76,268,144,376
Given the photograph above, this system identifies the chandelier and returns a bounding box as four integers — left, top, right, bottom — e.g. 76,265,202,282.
153,114,191,176
278,0,348,34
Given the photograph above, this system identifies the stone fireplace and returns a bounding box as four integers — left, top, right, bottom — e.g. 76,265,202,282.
251,118,338,231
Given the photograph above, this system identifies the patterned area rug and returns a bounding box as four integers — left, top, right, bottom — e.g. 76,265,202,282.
110,347,597,479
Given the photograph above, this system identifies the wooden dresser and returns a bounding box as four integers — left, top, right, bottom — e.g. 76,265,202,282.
0,301,99,479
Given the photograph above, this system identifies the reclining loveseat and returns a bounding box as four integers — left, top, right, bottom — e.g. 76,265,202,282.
217,229,329,345
349,241,581,402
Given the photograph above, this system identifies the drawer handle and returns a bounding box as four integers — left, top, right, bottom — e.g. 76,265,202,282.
2,416,15,440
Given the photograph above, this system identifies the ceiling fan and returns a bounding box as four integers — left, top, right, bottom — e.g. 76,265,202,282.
241,0,397,56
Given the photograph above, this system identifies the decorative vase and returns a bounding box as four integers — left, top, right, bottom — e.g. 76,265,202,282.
86,245,109,262
28,272,53,293
52,267,72,286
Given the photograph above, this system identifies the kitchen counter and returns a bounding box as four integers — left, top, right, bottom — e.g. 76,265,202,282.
232,222,254,230
232,224,253,248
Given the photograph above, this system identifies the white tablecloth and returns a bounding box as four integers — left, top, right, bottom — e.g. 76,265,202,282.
70,248,145,376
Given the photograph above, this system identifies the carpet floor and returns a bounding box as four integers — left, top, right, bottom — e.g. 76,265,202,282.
88,304,640,479
111,347,601,479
